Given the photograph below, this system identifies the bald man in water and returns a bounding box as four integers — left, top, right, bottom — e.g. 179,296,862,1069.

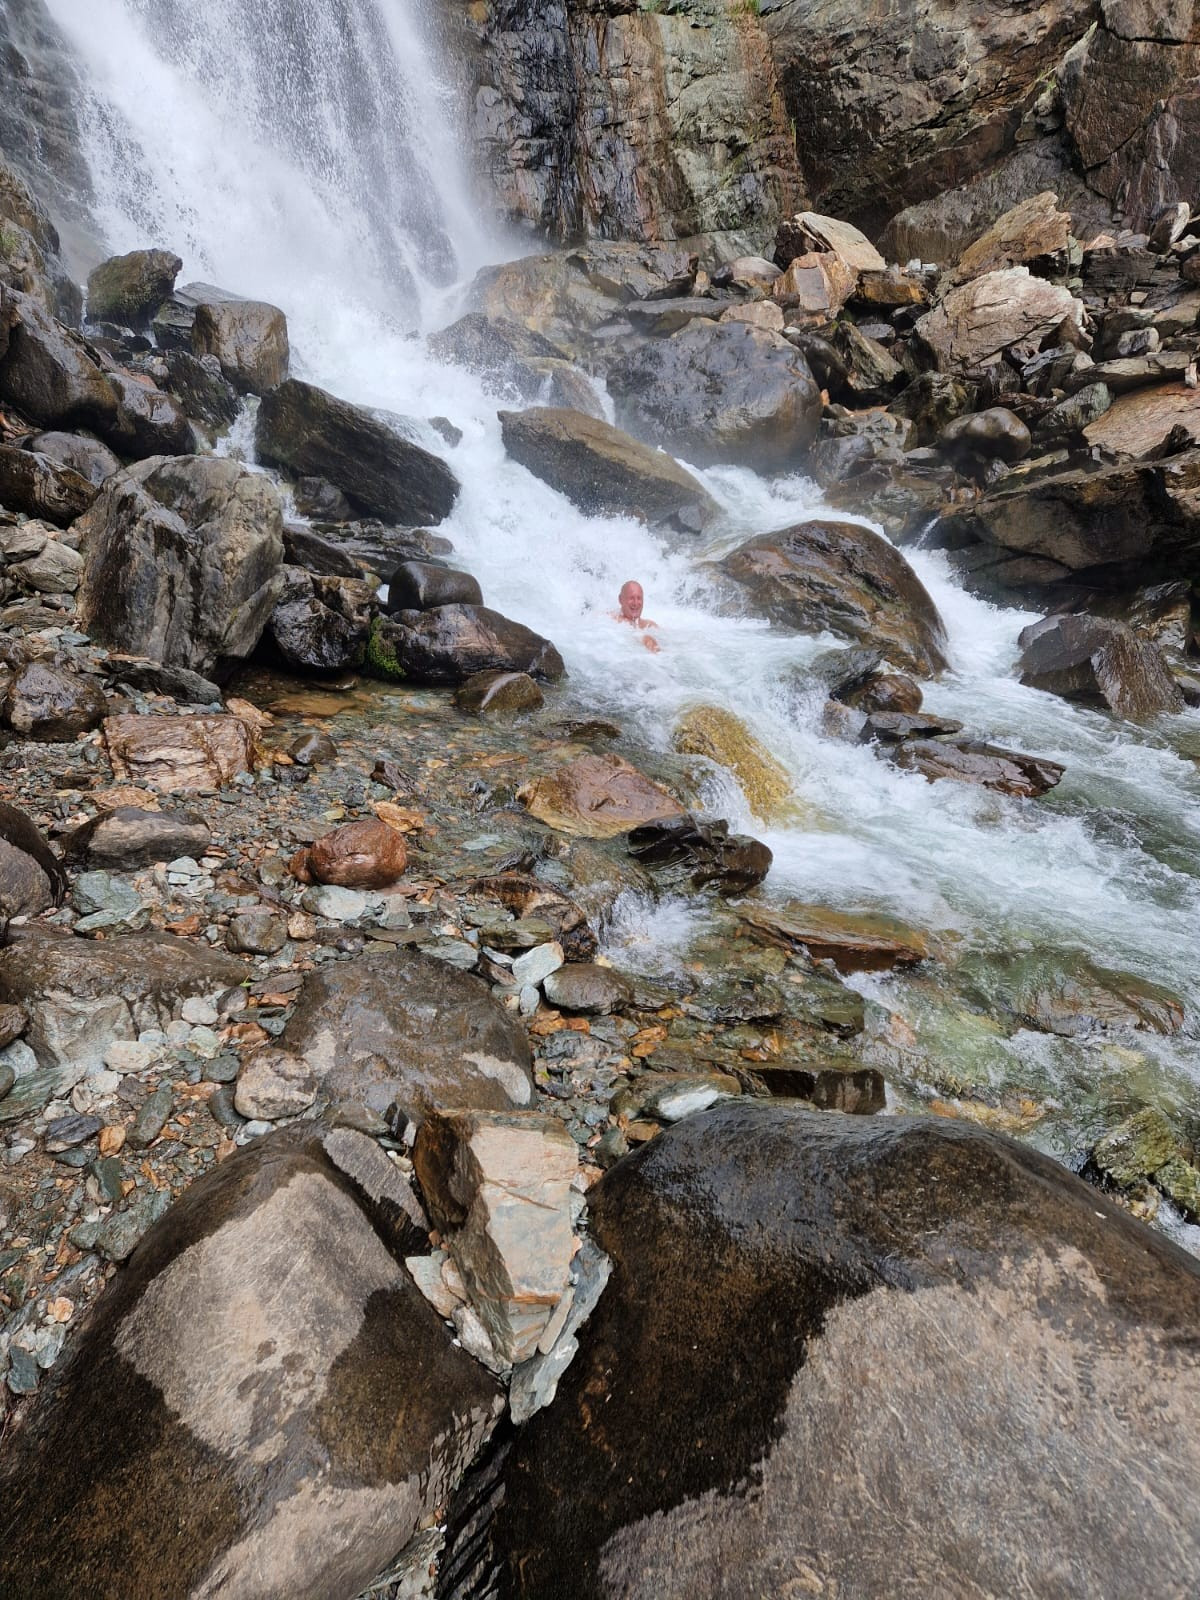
612,580,661,653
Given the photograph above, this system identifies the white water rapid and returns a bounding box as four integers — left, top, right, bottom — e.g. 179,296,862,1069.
45,0,1200,1240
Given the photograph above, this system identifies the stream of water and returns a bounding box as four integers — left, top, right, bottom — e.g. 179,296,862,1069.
44,0,1200,1237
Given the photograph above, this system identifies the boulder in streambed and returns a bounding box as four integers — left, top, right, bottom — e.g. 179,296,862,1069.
25,428,120,486
497,406,719,534
464,1102,1200,1600
520,753,684,840
739,902,931,972
61,806,210,870
940,406,1032,465
607,319,822,472
0,799,67,907
671,704,792,823
718,519,949,677
103,712,259,792
1017,614,1185,717
2,660,107,741
266,567,374,674
257,377,459,526
0,283,119,435
455,669,544,717
187,285,289,393
366,605,564,686
0,1126,502,1600
888,737,1066,797
86,249,182,327
916,267,1084,374
288,817,407,890
274,947,534,1123
627,814,773,896
429,312,603,417
76,455,285,677
964,949,1185,1038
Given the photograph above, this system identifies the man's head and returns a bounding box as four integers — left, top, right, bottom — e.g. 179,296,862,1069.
618,580,644,622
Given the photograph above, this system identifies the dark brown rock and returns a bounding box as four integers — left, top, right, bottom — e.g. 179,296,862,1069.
387,560,483,613
0,442,96,525
266,567,373,675
275,948,534,1123
189,291,289,394
257,378,459,526
843,672,924,714
889,738,1066,797
86,249,182,327
627,814,773,897
288,817,407,890
0,798,65,905
739,902,930,973
3,661,106,741
941,407,1032,464
718,520,949,677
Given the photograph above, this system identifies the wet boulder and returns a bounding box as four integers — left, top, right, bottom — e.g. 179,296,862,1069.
187,286,289,393
0,441,96,524
76,455,285,676
467,1102,1200,1600
739,902,930,973
274,947,534,1123
266,567,373,674
386,560,483,613
257,377,460,526
367,605,564,686
0,283,119,435
0,1126,502,1600
607,320,822,472
1017,614,1185,717
498,406,719,534
672,704,792,823
842,671,923,713
940,406,1032,465
288,817,407,890
455,670,544,717
964,950,1186,1038
104,371,197,458
429,312,602,417
718,519,949,677
888,737,1066,797
627,814,773,896
3,661,107,741
86,249,182,327
0,799,66,908
542,963,632,1015
520,753,684,840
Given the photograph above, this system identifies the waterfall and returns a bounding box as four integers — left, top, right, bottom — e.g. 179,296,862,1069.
42,0,1200,1240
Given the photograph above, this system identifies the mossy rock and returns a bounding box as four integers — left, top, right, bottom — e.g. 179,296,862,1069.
364,615,407,682
1091,1107,1179,1189
1156,1156,1200,1223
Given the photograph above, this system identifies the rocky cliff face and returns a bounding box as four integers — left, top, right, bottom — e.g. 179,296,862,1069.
443,0,806,259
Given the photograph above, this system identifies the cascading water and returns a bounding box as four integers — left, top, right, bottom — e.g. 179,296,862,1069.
44,0,1200,1240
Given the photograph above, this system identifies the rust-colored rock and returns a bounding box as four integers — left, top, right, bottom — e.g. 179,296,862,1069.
950,192,1074,285
288,817,407,889
520,753,684,839
1083,384,1200,459
741,902,931,973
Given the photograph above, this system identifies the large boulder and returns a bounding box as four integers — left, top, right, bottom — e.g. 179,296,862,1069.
367,605,564,686
916,268,1085,374
0,1126,502,1600
498,406,719,533
466,1102,1200,1599
0,441,96,524
187,287,289,393
0,926,245,1070
104,371,197,458
718,520,949,677
86,249,182,327
948,190,1075,284
3,661,107,741
75,455,284,676
256,378,460,526
1017,614,1185,717
519,753,684,839
103,712,258,792
607,320,822,471
274,948,534,1123
0,283,119,434
25,429,120,486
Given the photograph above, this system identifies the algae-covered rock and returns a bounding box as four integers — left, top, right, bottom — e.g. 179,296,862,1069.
1091,1107,1179,1189
672,705,792,823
